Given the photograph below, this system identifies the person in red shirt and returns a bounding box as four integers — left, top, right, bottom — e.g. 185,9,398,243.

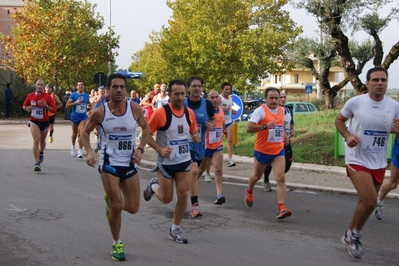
22,79,57,172
140,83,160,122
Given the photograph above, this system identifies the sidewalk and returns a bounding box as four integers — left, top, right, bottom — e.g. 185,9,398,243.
3,118,398,199
139,146,399,199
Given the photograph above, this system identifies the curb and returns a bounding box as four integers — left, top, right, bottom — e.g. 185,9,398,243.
139,159,399,199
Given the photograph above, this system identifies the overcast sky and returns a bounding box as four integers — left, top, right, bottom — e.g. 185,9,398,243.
89,0,399,88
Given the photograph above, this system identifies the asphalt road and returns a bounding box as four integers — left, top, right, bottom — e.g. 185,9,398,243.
1,124,398,265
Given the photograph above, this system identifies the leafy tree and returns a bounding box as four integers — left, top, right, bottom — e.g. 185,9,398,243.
289,34,374,108
129,31,169,96
295,0,399,94
0,0,119,90
134,0,302,92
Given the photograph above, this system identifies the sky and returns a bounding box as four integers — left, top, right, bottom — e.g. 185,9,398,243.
89,0,399,88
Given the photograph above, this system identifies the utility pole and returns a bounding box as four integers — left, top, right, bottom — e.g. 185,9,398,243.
108,0,112,76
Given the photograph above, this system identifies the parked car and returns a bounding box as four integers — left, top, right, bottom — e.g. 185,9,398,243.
240,99,264,121
285,102,318,115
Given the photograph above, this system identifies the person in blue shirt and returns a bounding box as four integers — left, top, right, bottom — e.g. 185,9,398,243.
184,76,215,218
5,82,14,119
65,80,90,158
128,89,140,104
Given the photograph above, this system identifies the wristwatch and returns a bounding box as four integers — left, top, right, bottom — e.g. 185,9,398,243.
137,147,145,154
263,124,267,130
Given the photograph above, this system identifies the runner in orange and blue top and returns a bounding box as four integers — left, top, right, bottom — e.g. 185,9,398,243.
143,79,200,244
45,84,63,144
22,79,57,171
245,87,291,219
197,89,226,205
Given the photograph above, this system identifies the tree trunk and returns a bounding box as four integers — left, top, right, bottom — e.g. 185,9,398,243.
323,88,337,109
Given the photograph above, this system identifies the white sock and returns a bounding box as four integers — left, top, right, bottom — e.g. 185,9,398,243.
352,229,361,238
71,145,75,149
150,183,158,193
113,239,122,245
78,149,82,153
171,224,179,231
377,198,383,206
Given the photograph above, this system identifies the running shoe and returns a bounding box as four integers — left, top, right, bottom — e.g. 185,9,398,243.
104,193,110,217
77,150,83,158
276,205,292,219
227,158,236,167
373,204,383,220
204,174,212,182
342,231,363,259
262,181,272,192
143,177,158,201
245,188,253,207
341,229,351,247
169,228,188,244
34,162,41,172
111,242,126,261
191,203,203,217
39,153,44,164
71,147,77,157
214,195,226,205
49,136,53,143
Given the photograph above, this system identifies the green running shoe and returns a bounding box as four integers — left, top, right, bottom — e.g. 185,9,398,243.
111,243,126,261
104,193,110,217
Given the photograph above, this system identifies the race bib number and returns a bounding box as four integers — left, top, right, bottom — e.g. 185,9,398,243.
107,134,133,157
267,125,283,143
76,103,86,113
209,127,222,144
361,130,387,154
169,139,189,162
31,106,44,119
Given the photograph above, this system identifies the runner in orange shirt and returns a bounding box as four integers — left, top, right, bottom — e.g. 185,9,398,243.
45,84,63,143
197,89,226,204
143,79,200,244
245,87,291,219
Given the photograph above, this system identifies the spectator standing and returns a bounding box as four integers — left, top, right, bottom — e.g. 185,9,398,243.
5,82,14,119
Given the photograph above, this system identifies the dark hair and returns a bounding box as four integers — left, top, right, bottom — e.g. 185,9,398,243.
6,82,11,88
221,82,232,90
168,79,186,93
187,76,204,87
161,82,168,86
366,67,388,81
265,87,280,97
106,73,126,89
76,80,84,85
45,84,53,89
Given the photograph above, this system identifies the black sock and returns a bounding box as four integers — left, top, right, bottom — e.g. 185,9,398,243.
191,196,198,205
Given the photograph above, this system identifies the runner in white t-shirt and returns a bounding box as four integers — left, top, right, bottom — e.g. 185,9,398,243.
335,67,399,259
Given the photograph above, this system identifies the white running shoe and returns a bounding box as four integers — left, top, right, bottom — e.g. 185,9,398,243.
204,174,212,182
77,150,83,158
71,147,77,157
227,158,236,167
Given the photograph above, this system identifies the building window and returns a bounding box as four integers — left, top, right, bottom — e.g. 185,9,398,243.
294,74,299,84
7,10,11,14
7,25,11,30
